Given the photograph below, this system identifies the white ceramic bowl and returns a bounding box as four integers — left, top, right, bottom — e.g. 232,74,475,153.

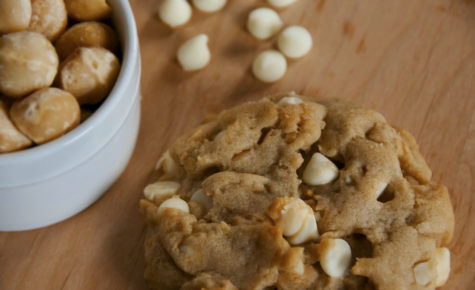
0,0,141,231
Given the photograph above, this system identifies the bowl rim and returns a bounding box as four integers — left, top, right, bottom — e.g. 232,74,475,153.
0,0,138,163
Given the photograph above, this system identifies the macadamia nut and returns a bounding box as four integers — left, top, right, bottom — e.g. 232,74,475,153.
158,0,192,28
192,0,227,13
55,21,120,60
0,0,31,34
158,197,190,216
277,26,313,59
318,238,352,278
0,32,59,98
0,100,32,153
267,197,319,245
177,34,211,71
58,47,120,105
247,8,283,40
28,0,68,41
267,0,298,8
64,0,111,21
10,88,80,144
144,181,181,203
252,50,287,83
302,152,339,185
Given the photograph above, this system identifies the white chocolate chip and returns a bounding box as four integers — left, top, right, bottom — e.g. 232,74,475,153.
267,197,319,245
158,0,192,28
267,0,298,8
344,175,352,184
158,197,190,215
288,213,319,245
414,260,436,286
192,0,227,13
190,189,213,211
155,150,180,177
213,130,225,140
278,96,303,106
373,181,388,199
252,50,287,83
434,248,450,287
318,238,352,278
180,244,194,255
277,26,313,59
144,181,181,202
177,34,211,71
247,8,283,40
302,153,339,185
279,199,311,236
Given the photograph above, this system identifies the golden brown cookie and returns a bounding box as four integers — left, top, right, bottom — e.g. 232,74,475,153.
140,94,454,290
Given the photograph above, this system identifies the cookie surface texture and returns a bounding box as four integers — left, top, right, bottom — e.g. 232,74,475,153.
140,94,454,290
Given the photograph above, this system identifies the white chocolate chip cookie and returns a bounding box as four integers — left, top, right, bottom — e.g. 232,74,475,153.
140,94,454,289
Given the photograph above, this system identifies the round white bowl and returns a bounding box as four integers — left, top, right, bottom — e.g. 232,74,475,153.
0,0,141,231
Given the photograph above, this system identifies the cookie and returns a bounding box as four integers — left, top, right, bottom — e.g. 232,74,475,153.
140,94,454,290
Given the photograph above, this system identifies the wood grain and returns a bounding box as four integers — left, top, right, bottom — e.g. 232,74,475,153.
1,0,474,289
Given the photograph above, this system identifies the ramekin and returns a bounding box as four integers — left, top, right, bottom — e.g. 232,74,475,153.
0,0,141,231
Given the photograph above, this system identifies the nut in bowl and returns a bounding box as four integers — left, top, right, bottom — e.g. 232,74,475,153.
0,0,141,231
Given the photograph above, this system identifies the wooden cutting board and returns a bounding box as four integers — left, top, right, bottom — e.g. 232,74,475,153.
0,0,473,289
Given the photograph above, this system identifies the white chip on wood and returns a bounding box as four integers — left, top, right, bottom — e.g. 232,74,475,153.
252,50,287,83
247,8,283,40
158,0,192,28
267,0,298,8
177,34,211,71
192,0,227,13
277,26,313,59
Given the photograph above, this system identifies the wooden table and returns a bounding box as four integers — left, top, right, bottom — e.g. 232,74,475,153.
1,0,473,289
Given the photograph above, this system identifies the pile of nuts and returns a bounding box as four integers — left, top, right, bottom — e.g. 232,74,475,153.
156,0,312,83
0,0,121,153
